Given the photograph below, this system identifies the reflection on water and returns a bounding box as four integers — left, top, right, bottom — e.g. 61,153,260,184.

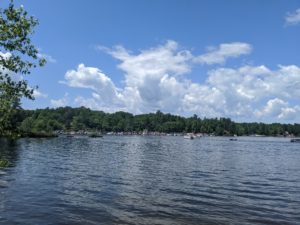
1,136,300,224
0,138,21,166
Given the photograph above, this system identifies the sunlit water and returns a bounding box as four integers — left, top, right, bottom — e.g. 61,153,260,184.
0,136,300,225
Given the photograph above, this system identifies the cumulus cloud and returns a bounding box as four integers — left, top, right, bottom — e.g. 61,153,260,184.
59,41,300,122
96,40,252,112
195,42,252,65
278,106,300,120
285,8,300,25
96,40,194,112
63,64,116,91
107,40,193,78
256,98,300,121
33,89,48,98
256,98,288,117
199,65,300,121
50,93,69,108
61,64,123,109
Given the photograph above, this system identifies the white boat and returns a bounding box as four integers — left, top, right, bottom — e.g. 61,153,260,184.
184,135,194,139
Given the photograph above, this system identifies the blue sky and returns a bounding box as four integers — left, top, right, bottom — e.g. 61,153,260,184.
2,0,300,122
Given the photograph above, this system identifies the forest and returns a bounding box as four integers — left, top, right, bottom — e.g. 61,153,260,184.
14,107,300,137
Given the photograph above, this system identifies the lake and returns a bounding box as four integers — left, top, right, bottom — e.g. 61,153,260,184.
0,136,300,225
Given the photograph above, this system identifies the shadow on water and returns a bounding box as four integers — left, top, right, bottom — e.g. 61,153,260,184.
0,138,21,167
0,138,21,190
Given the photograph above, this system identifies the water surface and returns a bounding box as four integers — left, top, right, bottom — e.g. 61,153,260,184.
0,136,300,224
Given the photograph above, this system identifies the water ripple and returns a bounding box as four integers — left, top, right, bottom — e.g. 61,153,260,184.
0,136,300,224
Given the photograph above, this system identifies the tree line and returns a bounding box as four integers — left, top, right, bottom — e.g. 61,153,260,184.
16,107,300,137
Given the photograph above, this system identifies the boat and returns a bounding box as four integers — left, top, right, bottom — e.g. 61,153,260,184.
229,138,238,141
290,138,300,143
89,133,103,138
184,135,194,140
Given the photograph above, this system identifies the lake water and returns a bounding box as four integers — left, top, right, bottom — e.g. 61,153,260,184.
0,136,300,225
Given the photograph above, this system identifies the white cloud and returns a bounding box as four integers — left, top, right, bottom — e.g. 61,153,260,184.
112,40,192,78
63,64,117,92
182,84,226,117
98,40,250,112
0,52,24,81
59,41,300,122
278,106,300,120
0,52,12,60
62,64,123,108
195,42,252,65
103,41,195,112
285,8,300,25
50,93,69,108
255,98,300,121
33,89,48,98
255,98,288,117
199,65,300,120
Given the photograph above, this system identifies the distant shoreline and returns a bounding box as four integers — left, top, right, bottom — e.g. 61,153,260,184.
13,132,299,139
4,107,300,138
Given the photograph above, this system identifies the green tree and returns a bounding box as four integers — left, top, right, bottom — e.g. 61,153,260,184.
19,116,34,134
0,0,45,137
71,116,86,131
